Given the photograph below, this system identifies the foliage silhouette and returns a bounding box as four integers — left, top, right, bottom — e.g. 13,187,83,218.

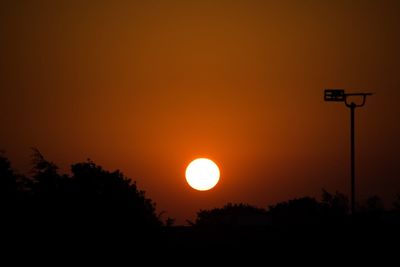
68,159,161,228
394,194,400,212
1,150,163,251
267,196,324,225
362,195,385,215
0,153,17,200
1,150,400,253
321,188,349,215
191,189,389,228
30,148,64,199
194,203,269,228
183,191,400,252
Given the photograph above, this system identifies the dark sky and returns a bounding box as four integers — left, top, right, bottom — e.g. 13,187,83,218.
1,0,399,224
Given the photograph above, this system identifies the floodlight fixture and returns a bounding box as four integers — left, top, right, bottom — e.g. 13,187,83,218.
324,89,346,102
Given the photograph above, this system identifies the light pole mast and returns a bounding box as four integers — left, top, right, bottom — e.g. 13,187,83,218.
349,102,356,215
324,89,372,215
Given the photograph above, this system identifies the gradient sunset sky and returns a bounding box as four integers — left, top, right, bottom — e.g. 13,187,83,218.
1,0,399,224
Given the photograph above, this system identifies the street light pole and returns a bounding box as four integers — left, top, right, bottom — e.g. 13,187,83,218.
350,102,356,215
324,89,372,215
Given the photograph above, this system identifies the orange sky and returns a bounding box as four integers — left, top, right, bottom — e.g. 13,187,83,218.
1,0,400,224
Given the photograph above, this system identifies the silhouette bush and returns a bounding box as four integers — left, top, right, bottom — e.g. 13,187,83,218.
68,159,161,228
2,150,400,251
194,203,269,228
362,195,385,214
192,190,351,228
267,196,324,225
394,194,400,212
321,188,349,216
0,153,17,200
1,150,162,245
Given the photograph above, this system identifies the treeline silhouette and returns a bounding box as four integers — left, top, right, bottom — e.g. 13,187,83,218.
1,149,162,253
1,150,400,254
166,192,400,250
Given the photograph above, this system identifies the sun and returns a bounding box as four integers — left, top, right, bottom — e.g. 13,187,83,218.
185,158,220,191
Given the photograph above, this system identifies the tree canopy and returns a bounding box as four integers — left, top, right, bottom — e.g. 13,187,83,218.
1,149,162,243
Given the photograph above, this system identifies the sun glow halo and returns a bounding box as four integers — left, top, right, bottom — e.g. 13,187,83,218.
185,158,220,191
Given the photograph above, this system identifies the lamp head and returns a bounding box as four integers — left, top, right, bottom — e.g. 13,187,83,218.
324,89,346,102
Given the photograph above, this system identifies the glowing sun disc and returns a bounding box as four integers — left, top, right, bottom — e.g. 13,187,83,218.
185,158,220,191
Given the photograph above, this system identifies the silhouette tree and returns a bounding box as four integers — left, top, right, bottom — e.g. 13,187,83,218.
0,149,164,247
194,203,269,228
394,194,400,212
267,197,324,225
321,189,349,216
69,159,162,228
158,210,175,227
29,148,64,198
360,195,385,216
165,217,175,227
0,153,17,200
